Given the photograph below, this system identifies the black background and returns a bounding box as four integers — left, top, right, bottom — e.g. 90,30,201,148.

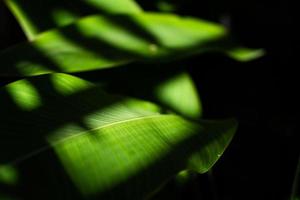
0,0,296,199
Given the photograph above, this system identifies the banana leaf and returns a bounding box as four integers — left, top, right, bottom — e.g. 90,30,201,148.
0,73,236,199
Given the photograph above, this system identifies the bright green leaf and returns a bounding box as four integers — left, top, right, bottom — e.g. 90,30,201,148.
0,165,18,186
0,73,236,199
4,0,142,39
4,0,202,119
0,13,227,76
226,47,265,62
153,72,202,118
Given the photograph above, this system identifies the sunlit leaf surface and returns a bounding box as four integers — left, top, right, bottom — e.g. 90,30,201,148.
4,0,142,39
85,65,202,118
0,13,227,76
4,0,203,118
0,74,236,199
153,72,202,118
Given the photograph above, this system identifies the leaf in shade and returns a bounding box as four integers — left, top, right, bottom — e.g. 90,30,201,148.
4,0,203,119
83,65,203,119
0,73,236,199
4,0,263,69
4,0,142,39
0,13,228,76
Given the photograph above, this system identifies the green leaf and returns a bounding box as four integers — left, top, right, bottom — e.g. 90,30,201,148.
0,165,18,186
226,47,265,62
4,0,202,119
0,73,236,199
0,13,227,76
153,72,202,118
4,0,142,39
84,65,203,118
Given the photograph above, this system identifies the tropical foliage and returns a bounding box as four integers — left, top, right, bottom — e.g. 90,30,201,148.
0,0,263,199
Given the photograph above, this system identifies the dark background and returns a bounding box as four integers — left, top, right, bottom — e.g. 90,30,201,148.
0,0,296,199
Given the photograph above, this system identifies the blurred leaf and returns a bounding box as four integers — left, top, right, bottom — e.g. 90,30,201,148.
0,13,228,76
4,0,202,119
0,73,236,199
2,0,262,123
0,165,18,186
226,47,265,62
4,0,142,40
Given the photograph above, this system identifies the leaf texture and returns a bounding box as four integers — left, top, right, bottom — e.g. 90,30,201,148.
0,74,236,199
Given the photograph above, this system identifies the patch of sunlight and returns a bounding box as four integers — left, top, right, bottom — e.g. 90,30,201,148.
122,99,161,114
0,165,19,186
133,14,227,49
47,123,89,143
50,73,92,96
32,19,134,72
6,80,42,111
79,100,161,133
52,115,196,196
154,73,202,118
84,0,142,14
74,16,160,57
51,8,78,27
227,48,265,62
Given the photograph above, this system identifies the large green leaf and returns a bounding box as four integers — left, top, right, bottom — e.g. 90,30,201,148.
0,12,228,76
0,10,263,76
4,0,142,40
1,0,260,120
0,73,236,199
4,0,202,119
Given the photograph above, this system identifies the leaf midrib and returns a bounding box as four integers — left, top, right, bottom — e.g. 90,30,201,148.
9,113,170,165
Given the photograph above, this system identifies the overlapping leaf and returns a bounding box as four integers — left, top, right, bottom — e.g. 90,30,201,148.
0,12,228,76
1,1,263,77
3,0,203,118
0,73,236,199
1,0,262,118
4,0,142,39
